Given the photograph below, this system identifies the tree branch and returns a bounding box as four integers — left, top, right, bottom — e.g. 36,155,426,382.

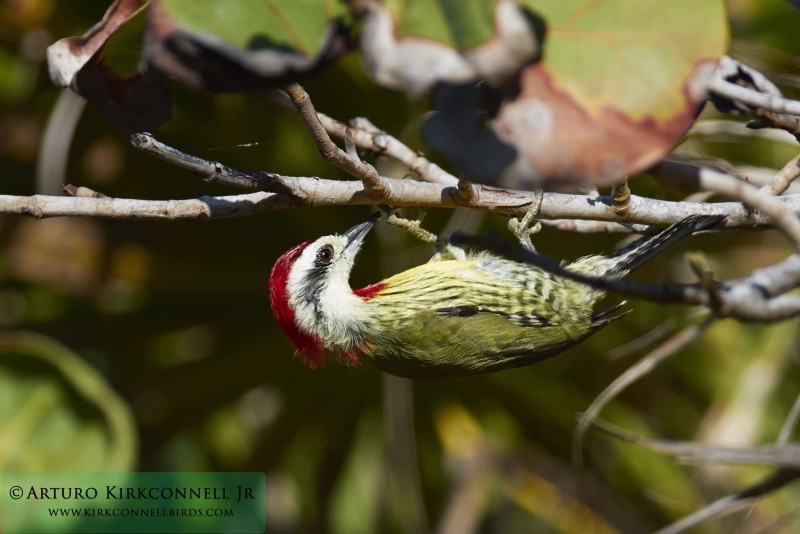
760,154,800,196
593,420,800,467
591,416,800,534
0,191,297,220
130,133,299,196
321,115,459,186
695,165,800,248
9,133,778,227
5,184,795,225
282,83,392,199
708,56,800,116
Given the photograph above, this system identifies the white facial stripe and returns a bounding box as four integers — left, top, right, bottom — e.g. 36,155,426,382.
285,235,371,351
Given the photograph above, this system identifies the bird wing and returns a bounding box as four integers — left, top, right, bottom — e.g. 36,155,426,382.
364,257,610,378
367,307,605,379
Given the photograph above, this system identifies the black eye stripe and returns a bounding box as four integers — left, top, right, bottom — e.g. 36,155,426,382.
300,244,334,311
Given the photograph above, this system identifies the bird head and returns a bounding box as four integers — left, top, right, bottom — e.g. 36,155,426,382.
268,213,383,367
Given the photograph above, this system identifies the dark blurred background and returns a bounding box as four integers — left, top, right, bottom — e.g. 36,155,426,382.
3,1,800,532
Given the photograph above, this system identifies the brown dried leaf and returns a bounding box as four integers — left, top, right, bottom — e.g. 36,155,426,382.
47,0,147,87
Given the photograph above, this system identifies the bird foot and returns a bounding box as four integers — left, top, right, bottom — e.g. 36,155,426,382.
382,208,438,245
508,190,544,252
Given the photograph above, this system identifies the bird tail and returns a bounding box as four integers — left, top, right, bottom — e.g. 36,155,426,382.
603,214,725,278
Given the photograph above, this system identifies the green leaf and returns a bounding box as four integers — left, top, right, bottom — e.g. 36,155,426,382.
156,0,347,57
425,0,729,189
0,332,137,471
527,0,729,121
384,0,499,49
146,0,352,91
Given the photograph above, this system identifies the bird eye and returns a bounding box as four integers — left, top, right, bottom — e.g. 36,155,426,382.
316,245,334,265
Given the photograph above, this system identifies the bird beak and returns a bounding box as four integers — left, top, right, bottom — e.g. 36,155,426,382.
342,212,380,252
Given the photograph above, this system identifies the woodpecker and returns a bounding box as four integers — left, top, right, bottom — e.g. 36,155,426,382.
269,213,723,379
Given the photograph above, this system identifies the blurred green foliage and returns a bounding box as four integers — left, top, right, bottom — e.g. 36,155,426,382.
2,1,800,532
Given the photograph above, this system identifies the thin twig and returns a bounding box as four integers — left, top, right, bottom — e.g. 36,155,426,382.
326,115,460,186
708,76,800,116
656,155,800,195
777,392,800,445
688,119,798,145
656,159,800,248
592,420,800,467
722,255,800,321
130,133,297,195
571,317,715,465
750,109,800,141
282,83,391,198
698,166,800,247
654,469,800,534
606,319,676,360
760,154,800,196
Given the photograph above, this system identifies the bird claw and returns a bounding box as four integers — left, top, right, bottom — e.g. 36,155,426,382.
383,208,439,245
508,190,544,252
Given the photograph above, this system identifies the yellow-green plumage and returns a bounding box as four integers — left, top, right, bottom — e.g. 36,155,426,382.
360,252,612,378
